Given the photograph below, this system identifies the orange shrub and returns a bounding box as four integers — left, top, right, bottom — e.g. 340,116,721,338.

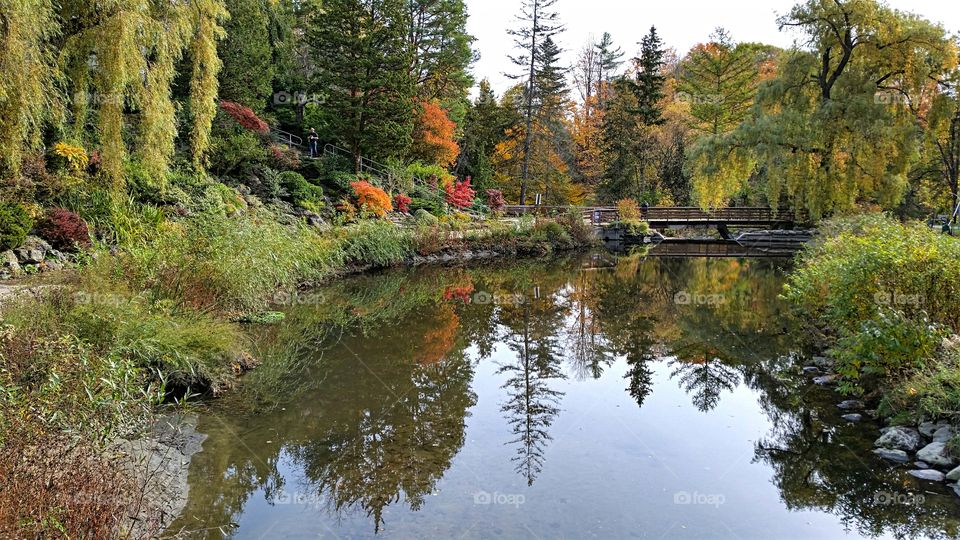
351,180,393,217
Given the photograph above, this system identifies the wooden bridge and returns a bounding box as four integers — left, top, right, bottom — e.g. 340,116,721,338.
504,205,809,238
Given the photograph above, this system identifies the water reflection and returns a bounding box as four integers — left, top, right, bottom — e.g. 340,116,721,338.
169,254,960,539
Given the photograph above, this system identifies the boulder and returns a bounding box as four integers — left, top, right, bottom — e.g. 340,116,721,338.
14,236,51,265
875,427,923,452
946,466,960,482
915,461,930,469
917,442,957,468
933,426,955,443
909,469,946,482
919,422,939,438
873,448,910,463
802,366,821,375
837,400,865,411
1,250,21,279
813,375,837,386
842,414,863,423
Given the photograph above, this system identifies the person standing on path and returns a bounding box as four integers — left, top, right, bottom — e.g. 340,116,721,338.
308,128,319,158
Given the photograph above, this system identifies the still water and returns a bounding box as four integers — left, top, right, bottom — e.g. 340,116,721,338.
169,253,960,539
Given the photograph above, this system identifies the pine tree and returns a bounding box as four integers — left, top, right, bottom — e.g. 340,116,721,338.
458,80,516,191
508,0,563,205
594,32,624,108
219,0,274,112
632,26,667,126
308,0,415,169
407,0,476,104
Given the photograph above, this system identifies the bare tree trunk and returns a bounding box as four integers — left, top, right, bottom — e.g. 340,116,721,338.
519,1,539,206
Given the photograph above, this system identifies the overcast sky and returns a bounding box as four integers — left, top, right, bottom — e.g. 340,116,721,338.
465,0,960,95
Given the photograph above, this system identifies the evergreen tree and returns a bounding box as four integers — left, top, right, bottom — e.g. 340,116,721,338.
508,0,563,204
458,80,516,191
219,0,274,112
594,32,624,108
308,0,415,168
407,0,476,105
632,26,667,126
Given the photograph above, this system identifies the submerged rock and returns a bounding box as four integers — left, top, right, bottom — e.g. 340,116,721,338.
837,400,865,411
813,375,837,386
875,427,923,452
909,469,946,482
842,414,863,423
802,366,820,375
915,461,930,469
917,442,957,468
873,448,910,463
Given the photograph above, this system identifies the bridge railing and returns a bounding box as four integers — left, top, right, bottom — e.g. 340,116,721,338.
503,205,809,225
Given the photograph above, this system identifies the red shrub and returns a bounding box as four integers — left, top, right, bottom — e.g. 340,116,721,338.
35,208,91,251
393,193,412,214
219,101,270,134
270,145,301,170
486,189,506,212
445,177,476,210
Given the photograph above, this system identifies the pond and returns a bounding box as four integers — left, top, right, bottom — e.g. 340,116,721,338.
169,253,960,539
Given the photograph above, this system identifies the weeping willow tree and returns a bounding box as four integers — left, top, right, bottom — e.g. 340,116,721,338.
688,0,957,217
0,0,228,189
0,0,60,177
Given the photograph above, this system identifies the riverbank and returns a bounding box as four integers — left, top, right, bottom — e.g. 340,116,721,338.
784,214,960,494
0,207,597,538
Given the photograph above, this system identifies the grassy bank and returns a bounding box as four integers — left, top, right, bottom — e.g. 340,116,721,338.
0,200,595,537
784,214,960,424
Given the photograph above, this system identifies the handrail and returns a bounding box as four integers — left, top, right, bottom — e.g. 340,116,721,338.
273,128,304,149
322,144,399,191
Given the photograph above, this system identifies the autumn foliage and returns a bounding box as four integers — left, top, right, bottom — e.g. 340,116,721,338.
393,193,412,214
485,189,506,212
445,177,476,210
220,101,270,133
412,100,460,166
351,180,393,217
35,208,92,251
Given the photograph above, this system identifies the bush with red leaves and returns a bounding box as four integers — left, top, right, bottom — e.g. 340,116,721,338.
35,208,92,251
393,193,412,214
444,177,476,210
219,101,270,134
485,189,506,213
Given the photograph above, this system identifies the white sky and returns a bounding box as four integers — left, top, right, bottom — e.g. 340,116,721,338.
466,0,960,95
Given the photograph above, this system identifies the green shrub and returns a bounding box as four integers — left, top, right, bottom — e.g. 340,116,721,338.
530,221,573,250
279,171,325,212
0,202,34,251
620,218,650,235
880,349,960,422
415,209,439,226
832,310,945,395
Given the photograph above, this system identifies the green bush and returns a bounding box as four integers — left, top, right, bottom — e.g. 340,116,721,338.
530,221,573,250
0,202,34,251
414,209,439,226
880,349,960,422
279,171,325,212
785,214,960,396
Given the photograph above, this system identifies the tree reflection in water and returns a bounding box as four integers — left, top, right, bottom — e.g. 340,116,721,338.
169,255,960,539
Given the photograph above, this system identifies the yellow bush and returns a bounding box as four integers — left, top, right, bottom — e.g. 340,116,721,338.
53,142,89,173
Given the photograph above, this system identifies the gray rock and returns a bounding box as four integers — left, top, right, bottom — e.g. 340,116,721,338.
917,442,957,468
1,250,21,279
874,448,911,463
875,427,923,452
802,366,821,375
919,422,938,438
813,375,837,386
909,469,946,482
47,249,68,263
14,236,51,265
842,414,863,423
953,484,960,498
838,400,865,411
933,426,956,443
946,466,960,482
915,461,930,469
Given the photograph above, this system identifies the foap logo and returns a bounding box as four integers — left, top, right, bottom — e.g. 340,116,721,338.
272,291,326,306
873,491,925,506
673,491,726,508
674,291,727,306
72,292,124,307
874,92,909,106
874,291,923,307
473,491,525,508
472,291,526,306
